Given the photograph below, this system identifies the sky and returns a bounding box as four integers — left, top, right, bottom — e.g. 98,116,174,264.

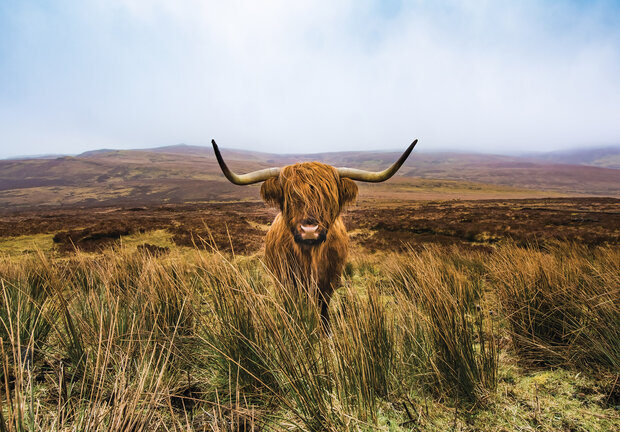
1,0,620,159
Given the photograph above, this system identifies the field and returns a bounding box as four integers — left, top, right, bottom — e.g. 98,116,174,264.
1,198,619,431
1,198,618,255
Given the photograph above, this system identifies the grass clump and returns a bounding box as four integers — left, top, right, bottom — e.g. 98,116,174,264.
388,245,498,404
489,242,620,370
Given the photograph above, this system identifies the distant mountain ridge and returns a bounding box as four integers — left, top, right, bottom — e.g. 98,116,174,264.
76,144,620,169
5,143,618,169
1,144,618,211
523,146,620,169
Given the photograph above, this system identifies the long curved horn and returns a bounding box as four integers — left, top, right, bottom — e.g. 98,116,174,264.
212,140,281,185
337,139,418,182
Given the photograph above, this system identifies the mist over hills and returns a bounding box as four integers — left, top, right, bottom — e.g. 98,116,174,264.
521,146,620,169
1,144,618,212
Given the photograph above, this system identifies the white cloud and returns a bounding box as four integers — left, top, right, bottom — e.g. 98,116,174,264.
1,0,619,157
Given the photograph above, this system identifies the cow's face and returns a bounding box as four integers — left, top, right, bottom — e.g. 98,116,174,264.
261,162,358,245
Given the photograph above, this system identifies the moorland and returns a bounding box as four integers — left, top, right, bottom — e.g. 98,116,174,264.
0,145,619,431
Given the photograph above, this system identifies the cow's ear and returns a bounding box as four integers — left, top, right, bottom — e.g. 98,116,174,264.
261,177,283,207
339,178,358,207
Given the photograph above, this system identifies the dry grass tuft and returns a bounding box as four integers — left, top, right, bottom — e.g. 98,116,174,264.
488,242,620,370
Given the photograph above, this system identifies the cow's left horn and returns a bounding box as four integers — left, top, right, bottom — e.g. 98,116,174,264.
337,139,418,182
212,140,281,185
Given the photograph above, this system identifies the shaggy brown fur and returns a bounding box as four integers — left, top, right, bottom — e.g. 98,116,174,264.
261,162,358,325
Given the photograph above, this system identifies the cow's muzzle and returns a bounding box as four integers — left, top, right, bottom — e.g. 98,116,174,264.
293,218,327,245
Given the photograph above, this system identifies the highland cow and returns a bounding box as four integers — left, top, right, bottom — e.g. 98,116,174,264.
212,139,417,325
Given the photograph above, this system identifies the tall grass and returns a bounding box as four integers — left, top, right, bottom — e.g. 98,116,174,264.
489,242,620,369
195,256,361,430
0,240,617,431
331,284,395,412
0,271,177,430
197,253,278,396
387,245,498,403
0,254,58,370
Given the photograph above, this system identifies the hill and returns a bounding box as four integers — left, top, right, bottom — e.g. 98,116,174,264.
1,145,619,212
525,146,620,169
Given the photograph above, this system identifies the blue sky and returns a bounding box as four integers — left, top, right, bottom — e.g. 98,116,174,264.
1,0,619,158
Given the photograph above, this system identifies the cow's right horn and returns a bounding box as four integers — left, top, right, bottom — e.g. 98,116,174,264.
337,139,418,182
212,140,281,185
